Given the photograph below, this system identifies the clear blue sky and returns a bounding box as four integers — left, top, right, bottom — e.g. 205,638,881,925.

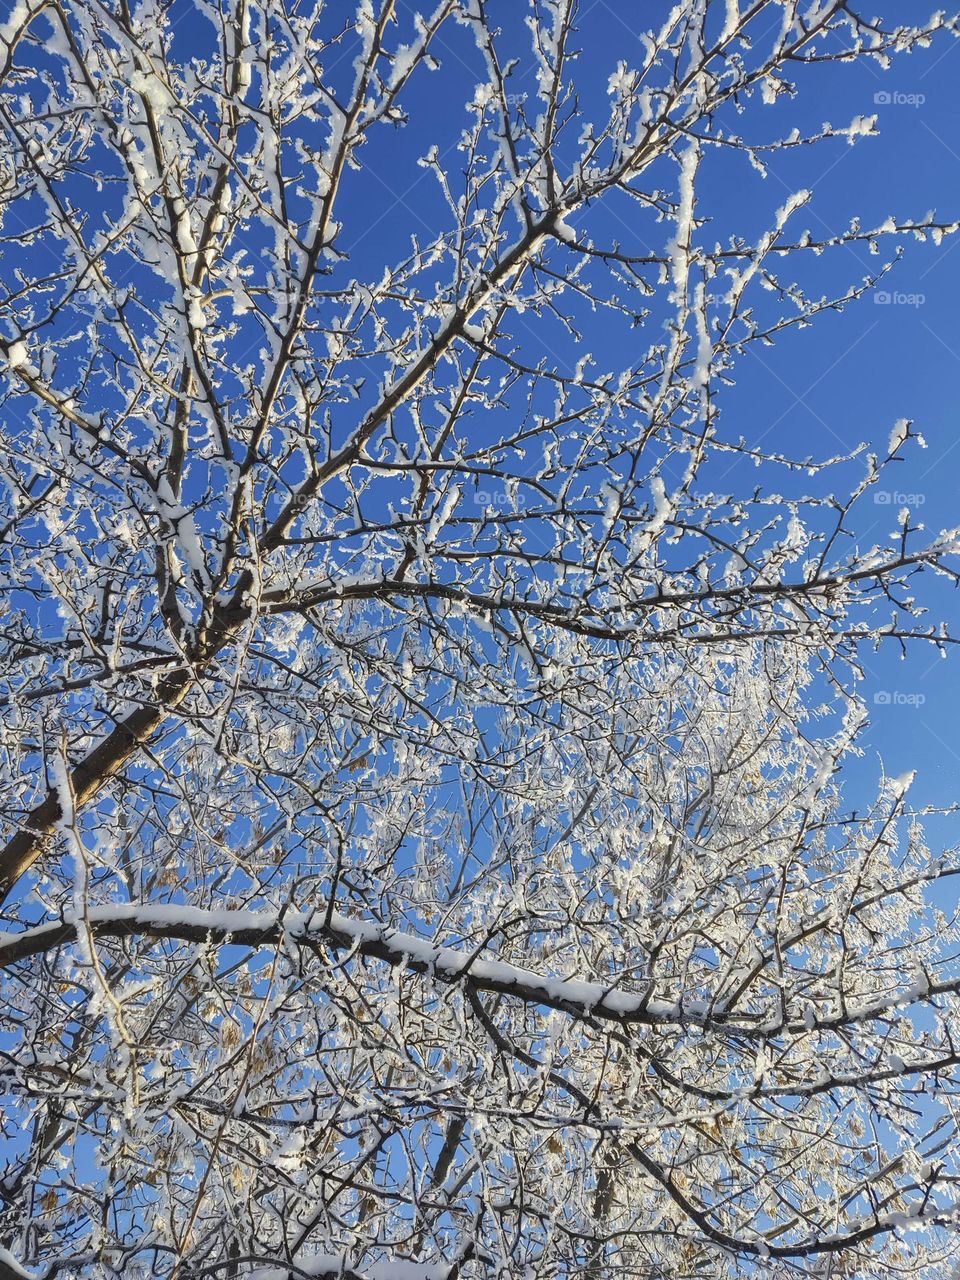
331,0,960,823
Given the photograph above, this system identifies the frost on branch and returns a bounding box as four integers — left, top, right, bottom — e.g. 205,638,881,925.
1,2,960,1279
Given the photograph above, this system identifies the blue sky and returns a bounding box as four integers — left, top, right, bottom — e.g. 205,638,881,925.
297,0,960,822
701,13,960,820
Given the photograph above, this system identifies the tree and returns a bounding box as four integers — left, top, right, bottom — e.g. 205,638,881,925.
1,0,960,1275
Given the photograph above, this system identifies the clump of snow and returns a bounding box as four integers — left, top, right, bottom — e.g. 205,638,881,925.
607,61,637,98
885,769,916,800
553,212,577,244
130,68,176,115
721,0,740,42
692,280,711,390
888,417,911,453
760,76,780,105
647,475,671,534
775,190,811,224
844,113,878,143
2,339,28,370
669,144,699,297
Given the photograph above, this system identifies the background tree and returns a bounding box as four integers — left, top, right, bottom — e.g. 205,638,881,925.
2,1,960,1276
